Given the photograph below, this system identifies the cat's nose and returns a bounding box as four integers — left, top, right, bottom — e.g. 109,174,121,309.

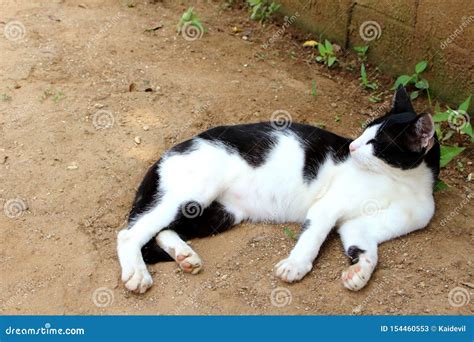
349,143,356,153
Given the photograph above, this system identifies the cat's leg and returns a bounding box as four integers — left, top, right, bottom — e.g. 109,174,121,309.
338,221,378,291
275,203,339,283
155,230,203,274
117,192,217,293
338,200,434,291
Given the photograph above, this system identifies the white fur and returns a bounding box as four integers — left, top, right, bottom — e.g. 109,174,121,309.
118,126,435,293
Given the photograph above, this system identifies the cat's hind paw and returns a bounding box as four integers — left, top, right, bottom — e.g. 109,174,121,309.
176,250,203,274
274,258,312,283
341,256,374,291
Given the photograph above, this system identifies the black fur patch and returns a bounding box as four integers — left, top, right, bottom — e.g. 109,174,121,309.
289,123,351,182
299,219,311,236
167,139,197,156
142,201,236,264
367,87,440,176
198,123,277,167
128,160,162,223
347,245,366,264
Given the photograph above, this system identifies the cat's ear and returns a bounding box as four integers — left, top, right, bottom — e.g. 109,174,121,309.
407,113,435,151
390,86,415,114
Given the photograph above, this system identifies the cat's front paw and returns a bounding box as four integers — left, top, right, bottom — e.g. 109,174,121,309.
341,256,374,291
274,258,312,283
118,230,153,294
122,263,153,294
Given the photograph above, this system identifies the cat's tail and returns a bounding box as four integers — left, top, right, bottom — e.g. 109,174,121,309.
141,237,174,264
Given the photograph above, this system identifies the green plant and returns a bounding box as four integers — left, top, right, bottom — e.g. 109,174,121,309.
392,61,430,103
283,227,297,240
0,93,12,101
316,39,337,68
353,45,368,61
311,80,317,97
432,96,472,190
41,87,64,103
247,0,280,22
359,64,378,90
177,7,204,35
433,96,473,143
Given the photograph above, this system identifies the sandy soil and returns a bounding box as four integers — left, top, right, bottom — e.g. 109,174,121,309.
0,0,472,315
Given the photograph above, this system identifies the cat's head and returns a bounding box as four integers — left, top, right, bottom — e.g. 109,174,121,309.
349,87,439,174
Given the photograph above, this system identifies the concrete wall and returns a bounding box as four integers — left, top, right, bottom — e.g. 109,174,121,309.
277,0,474,104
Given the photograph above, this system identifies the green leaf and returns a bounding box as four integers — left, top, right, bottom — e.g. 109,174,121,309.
415,79,429,89
410,91,419,100
182,7,194,21
328,56,336,67
415,60,428,74
353,46,368,54
360,64,367,81
324,39,333,52
458,95,471,112
315,56,323,62
283,227,297,240
432,111,450,122
440,145,465,168
317,43,326,56
392,75,412,89
461,122,473,138
434,179,449,192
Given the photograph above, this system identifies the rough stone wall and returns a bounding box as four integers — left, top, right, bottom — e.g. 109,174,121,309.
277,0,473,104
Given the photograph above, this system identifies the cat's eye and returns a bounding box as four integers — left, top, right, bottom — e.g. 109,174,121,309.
366,139,376,145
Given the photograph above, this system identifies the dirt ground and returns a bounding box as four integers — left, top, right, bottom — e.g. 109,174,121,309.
1,0,472,315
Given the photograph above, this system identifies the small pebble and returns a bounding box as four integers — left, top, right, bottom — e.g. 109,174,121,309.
67,162,78,170
134,136,141,144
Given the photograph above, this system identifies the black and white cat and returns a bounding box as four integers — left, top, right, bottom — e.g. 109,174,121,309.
117,87,440,294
